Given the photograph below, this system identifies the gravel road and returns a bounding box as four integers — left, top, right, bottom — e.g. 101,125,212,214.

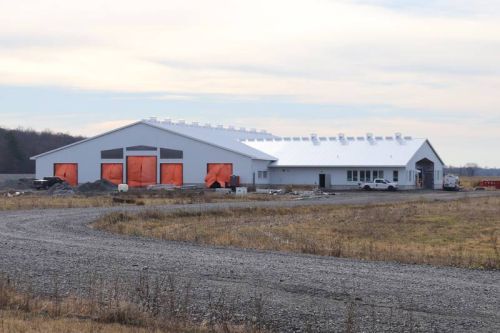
0,191,499,332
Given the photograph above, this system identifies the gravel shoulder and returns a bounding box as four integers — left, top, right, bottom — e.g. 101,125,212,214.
0,191,499,332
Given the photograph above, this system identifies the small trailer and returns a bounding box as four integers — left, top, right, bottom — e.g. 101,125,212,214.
443,174,460,191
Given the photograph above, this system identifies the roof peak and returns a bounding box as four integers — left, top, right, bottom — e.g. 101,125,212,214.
142,117,269,135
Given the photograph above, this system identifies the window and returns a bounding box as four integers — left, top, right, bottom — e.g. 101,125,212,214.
160,148,183,159
101,148,123,159
347,170,353,181
360,170,365,182
126,145,157,151
373,170,378,179
393,170,399,182
257,171,268,179
409,170,412,182
353,170,358,182
365,170,371,182
375,179,384,184
378,170,384,179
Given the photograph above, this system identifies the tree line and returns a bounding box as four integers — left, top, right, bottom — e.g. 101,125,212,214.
0,127,84,173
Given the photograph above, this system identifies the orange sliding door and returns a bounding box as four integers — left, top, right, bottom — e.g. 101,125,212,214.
127,156,157,187
54,163,78,186
160,163,183,186
205,163,232,188
101,163,123,185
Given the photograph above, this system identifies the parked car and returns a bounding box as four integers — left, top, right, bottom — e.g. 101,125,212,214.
33,176,64,190
359,178,398,191
443,174,460,191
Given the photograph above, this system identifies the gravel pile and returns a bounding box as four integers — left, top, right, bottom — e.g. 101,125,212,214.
77,179,117,194
0,178,34,190
47,182,75,196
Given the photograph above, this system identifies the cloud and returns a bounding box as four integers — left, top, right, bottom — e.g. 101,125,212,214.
0,0,499,116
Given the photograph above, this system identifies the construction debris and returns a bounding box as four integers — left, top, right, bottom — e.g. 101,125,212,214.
48,182,75,196
76,179,117,193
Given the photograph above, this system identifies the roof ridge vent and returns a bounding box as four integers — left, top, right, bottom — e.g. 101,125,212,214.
149,117,158,122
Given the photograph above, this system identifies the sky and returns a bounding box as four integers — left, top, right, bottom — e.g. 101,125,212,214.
1,0,500,167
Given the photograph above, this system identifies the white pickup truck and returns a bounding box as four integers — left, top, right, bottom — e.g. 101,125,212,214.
359,178,398,191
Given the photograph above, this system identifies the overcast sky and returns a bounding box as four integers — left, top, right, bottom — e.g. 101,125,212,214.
1,0,500,166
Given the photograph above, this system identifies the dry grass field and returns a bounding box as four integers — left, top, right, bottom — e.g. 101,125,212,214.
94,197,500,269
0,274,260,333
0,192,281,211
459,176,500,189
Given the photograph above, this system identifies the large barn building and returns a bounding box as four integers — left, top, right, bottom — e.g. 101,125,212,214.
31,118,445,190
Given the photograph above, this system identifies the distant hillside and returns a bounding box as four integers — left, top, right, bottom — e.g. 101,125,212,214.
0,127,85,173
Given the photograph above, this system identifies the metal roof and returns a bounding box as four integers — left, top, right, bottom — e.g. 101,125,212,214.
31,119,278,161
143,119,277,160
241,136,439,167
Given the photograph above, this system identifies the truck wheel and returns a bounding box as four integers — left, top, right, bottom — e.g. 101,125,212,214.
388,186,395,191
363,185,371,190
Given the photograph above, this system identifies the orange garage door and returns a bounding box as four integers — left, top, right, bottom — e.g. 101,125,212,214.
160,163,183,186
54,163,78,186
127,156,157,187
205,163,232,188
101,163,123,185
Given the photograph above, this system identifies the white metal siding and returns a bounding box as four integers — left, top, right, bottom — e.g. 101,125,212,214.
35,123,254,185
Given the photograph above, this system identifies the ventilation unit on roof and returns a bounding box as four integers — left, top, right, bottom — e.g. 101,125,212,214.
216,124,224,129
204,123,211,128
228,125,235,130
177,119,186,125
395,132,402,140
404,136,412,140
162,118,172,124
366,133,373,140
191,121,199,126
239,127,246,131
149,117,158,122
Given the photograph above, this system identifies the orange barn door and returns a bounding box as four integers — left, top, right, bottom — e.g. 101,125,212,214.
160,163,183,186
205,163,233,188
54,163,78,186
101,163,123,185
127,156,157,187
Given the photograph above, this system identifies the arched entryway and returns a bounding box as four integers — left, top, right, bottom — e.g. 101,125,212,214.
416,158,434,189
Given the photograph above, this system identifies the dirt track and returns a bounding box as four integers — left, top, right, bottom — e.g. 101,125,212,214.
0,191,499,332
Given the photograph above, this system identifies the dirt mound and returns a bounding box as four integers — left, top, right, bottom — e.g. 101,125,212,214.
76,179,117,193
48,182,75,196
0,178,34,190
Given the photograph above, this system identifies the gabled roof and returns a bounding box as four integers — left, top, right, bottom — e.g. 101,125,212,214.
241,136,443,167
31,120,277,161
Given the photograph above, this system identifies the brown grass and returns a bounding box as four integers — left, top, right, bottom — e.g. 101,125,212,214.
0,273,261,333
459,176,500,190
0,191,282,211
93,197,500,269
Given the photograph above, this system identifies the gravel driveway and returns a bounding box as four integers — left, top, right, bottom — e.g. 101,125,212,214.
0,191,499,332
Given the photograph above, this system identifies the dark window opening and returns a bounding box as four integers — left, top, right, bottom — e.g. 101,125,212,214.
126,145,157,151
160,148,183,159
101,148,123,159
